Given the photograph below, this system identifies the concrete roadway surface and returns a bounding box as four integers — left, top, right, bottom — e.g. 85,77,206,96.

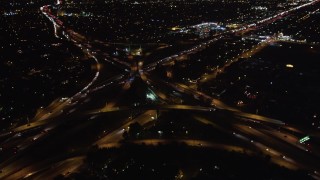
95,110,320,177
193,115,320,177
89,68,320,177
1,86,320,179
94,110,157,146
143,72,285,125
135,74,320,177
0,1,136,161
0,75,130,178
3,108,319,178
0,109,157,180
1,0,320,179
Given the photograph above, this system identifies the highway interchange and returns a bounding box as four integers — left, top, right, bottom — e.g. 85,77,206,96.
1,0,320,179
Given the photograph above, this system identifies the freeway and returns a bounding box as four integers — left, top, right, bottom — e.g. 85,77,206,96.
37,0,320,122
199,35,277,83
94,108,320,176
143,0,320,73
141,72,285,125
90,104,216,114
99,139,250,153
1,0,320,179
24,156,86,180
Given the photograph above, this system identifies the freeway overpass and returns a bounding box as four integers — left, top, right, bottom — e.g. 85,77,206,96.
2,1,320,179
90,104,285,125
